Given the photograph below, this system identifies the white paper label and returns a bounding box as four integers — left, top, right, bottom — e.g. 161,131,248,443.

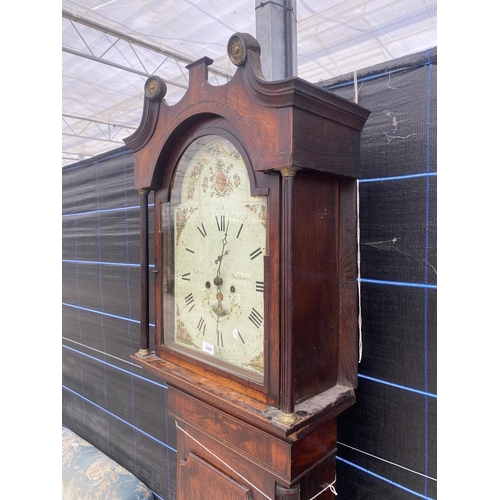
202,341,214,355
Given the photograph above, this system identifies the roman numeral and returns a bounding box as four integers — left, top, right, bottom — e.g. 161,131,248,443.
216,215,227,232
256,281,264,293
237,223,244,239
250,247,263,260
185,248,194,254
197,223,207,237
197,317,206,335
184,293,195,311
217,329,224,347
181,273,191,281
249,308,263,329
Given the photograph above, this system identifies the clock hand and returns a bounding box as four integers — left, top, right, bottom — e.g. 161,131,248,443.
213,221,230,311
213,222,231,348
215,221,230,278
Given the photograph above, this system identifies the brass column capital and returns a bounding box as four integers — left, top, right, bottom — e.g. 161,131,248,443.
278,166,300,177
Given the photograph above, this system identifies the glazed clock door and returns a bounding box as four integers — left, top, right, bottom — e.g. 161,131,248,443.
160,134,267,384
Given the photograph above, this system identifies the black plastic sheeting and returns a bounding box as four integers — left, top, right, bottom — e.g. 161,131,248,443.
62,150,176,500
323,48,437,500
62,48,436,500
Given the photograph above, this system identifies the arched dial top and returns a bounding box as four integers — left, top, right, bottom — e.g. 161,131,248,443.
161,134,267,383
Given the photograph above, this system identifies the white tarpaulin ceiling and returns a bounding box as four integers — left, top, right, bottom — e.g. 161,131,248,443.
62,0,437,167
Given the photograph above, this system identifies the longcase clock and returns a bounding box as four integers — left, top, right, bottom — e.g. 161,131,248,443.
124,33,370,499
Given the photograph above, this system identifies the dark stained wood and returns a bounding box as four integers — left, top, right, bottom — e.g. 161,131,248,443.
178,452,253,500
153,187,167,350
281,172,296,414
265,171,282,405
132,353,355,439
124,46,369,190
139,188,150,353
294,452,338,499
170,386,341,498
292,107,362,178
125,32,369,499
292,170,340,404
275,484,300,499
338,179,360,388
289,418,337,479
124,77,165,153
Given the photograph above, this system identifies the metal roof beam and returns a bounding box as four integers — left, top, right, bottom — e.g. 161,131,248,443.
62,115,136,145
63,132,124,145
62,8,232,80
62,46,189,89
62,114,135,129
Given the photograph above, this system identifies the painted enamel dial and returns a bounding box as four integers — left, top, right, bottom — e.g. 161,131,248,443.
161,135,267,383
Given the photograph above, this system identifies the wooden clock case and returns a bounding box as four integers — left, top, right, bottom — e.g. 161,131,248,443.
125,33,369,499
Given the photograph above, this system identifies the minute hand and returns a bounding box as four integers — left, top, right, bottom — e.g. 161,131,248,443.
214,221,230,312
215,221,230,283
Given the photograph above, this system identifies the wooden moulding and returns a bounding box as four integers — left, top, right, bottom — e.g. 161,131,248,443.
124,37,369,190
131,352,355,440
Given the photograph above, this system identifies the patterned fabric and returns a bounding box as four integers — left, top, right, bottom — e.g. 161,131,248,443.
62,426,153,500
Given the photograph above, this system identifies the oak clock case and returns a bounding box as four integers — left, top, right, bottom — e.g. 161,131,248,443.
124,31,370,500
158,132,268,385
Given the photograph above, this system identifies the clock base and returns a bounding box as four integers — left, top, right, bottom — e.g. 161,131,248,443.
170,386,340,500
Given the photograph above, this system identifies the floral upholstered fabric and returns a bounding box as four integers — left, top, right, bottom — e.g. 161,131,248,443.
62,426,154,500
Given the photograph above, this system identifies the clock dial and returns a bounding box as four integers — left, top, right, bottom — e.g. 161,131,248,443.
161,135,267,383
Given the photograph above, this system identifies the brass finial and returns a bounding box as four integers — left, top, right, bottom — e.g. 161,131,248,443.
144,76,167,101
227,32,262,68
227,33,247,66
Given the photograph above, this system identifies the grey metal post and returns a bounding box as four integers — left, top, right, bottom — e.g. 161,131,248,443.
255,0,297,80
